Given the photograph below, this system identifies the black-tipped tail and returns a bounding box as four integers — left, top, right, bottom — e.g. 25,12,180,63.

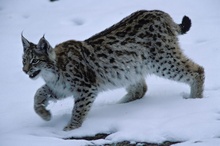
179,16,191,34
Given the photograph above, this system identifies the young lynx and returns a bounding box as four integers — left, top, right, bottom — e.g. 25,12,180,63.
22,10,204,131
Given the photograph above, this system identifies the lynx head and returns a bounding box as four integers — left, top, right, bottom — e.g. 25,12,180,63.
21,34,56,79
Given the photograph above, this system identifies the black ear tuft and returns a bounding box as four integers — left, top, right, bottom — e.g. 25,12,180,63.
36,36,52,54
21,33,30,52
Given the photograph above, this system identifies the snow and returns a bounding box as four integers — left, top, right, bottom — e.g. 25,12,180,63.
1,0,220,145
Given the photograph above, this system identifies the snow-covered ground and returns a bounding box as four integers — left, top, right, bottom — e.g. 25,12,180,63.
1,0,220,145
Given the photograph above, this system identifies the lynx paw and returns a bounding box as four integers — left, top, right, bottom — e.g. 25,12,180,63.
63,123,81,131
35,105,52,121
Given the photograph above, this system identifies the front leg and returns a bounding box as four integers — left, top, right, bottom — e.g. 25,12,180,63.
64,88,97,131
34,84,57,121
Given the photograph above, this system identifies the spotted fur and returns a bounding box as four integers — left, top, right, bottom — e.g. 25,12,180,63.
21,10,204,131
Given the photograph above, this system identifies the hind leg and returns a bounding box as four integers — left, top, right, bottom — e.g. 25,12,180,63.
119,78,147,103
152,49,204,98
187,63,204,98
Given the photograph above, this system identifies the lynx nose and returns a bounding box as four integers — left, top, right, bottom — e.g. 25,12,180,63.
23,63,30,74
23,67,28,74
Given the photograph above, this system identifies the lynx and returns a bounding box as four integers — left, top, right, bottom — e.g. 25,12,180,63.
21,10,204,131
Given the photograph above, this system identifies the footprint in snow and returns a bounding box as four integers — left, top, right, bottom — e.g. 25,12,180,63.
195,39,207,44
72,18,85,26
22,14,30,19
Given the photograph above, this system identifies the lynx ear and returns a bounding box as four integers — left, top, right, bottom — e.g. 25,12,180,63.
36,36,52,54
36,36,56,61
21,33,30,52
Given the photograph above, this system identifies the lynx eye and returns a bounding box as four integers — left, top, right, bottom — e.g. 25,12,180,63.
31,59,40,64
22,58,26,64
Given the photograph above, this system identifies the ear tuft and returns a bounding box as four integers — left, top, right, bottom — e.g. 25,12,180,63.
21,33,30,52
